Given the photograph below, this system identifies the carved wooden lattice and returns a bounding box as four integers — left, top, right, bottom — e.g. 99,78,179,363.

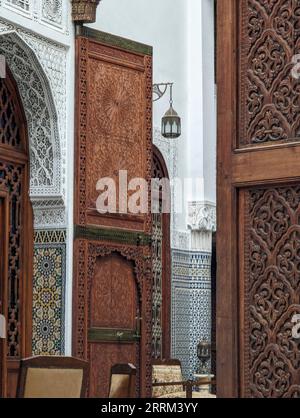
239,0,300,146
0,72,32,397
0,79,23,150
0,77,26,359
0,162,22,357
151,146,171,360
151,210,163,359
151,153,164,359
244,185,300,398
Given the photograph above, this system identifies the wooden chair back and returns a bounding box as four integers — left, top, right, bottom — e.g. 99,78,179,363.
17,356,88,398
108,363,136,398
152,359,184,398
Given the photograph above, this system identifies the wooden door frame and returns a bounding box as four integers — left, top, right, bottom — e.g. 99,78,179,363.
0,68,33,397
216,0,239,398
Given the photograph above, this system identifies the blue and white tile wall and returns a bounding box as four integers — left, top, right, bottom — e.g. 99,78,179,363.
171,249,212,379
32,230,66,355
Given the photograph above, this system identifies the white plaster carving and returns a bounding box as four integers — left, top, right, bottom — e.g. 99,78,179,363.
187,201,216,232
32,198,66,229
172,230,191,251
5,0,30,15
2,0,68,33
0,19,68,228
42,0,62,25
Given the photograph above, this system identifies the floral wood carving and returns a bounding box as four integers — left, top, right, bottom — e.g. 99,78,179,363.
244,185,300,398
239,0,300,146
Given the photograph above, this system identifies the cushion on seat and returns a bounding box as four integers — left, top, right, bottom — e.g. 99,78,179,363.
152,364,183,398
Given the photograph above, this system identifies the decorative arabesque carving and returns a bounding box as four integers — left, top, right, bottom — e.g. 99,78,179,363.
42,0,63,25
244,185,300,398
187,201,217,232
0,34,60,194
2,1,68,33
240,0,300,146
0,25,67,228
5,0,30,12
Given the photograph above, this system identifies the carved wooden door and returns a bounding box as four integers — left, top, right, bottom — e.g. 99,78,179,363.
218,0,300,398
73,28,153,398
88,254,140,397
0,70,33,397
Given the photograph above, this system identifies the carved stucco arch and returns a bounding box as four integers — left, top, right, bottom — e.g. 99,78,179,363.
0,32,61,200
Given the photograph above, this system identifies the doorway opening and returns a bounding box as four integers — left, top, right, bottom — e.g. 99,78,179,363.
0,67,33,397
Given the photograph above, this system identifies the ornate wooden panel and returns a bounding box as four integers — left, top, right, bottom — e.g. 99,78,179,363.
89,343,137,398
217,0,300,398
75,28,152,232
241,186,300,397
73,28,153,397
0,69,33,397
88,254,140,398
91,255,138,330
239,0,300,147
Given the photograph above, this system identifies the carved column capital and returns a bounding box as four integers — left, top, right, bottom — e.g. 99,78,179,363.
71,0,101,24
187,201,217,232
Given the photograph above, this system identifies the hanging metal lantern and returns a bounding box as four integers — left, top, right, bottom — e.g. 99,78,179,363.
161,84,181,139
161,105,181,139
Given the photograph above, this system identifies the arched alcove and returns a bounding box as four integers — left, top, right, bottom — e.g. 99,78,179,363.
0,32,61,198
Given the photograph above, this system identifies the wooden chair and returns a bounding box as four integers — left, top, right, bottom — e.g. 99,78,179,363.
108,364,136,398
152,359,216,398
17,356,88,398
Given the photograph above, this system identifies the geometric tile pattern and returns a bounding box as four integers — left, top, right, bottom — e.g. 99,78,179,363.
171,249,211,379
32,229,66,355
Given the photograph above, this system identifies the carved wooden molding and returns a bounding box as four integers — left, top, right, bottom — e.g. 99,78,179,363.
71,0,100,24
74,225,152,246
